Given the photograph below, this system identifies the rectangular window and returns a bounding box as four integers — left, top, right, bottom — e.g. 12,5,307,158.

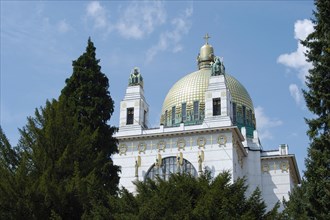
247,109,252,126
193,101,199,120
250,110,253,125
182,103,187,122
233,103,237,124
172,106,176,125
243,106,246,125
213,98,221,116
164,110,168,126
143,110,147,128
126,108,134,125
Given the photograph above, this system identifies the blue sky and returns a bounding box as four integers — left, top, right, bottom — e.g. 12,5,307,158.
1,1,315,175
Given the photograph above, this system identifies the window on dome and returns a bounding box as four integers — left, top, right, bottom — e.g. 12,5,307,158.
172,106,176,125
164,110,168,126
243,106,246,125
233,103,237,124
246,109,252,126
213,98,221,116
249,109,253,126
182,103,187,122
145,156,198,181
126,108,134,125
193,101,199,120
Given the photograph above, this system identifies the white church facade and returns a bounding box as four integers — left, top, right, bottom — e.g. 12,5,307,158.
113,37,300,210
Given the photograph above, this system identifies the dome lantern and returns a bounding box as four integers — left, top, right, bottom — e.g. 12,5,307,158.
197,33,215,69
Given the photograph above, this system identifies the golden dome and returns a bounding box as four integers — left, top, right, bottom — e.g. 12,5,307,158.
160,36,256,137
160,69,254,122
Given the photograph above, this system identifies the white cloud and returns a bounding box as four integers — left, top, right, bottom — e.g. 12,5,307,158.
294,19,314,40
146,6,193,62
289,83,302,105
86,1,107,28
57,20,70,33
255,106,283,140
277,19,314,84
116,1,166,39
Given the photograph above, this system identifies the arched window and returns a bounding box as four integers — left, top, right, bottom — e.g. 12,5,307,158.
145,156,197,181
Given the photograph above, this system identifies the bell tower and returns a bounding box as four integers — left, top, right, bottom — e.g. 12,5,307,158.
197,35,232,127
118,67,149,134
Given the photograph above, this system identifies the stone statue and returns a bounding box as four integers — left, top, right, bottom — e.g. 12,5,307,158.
176,156,181,173
198,155,203,174
211,56,225,76
135,160,138,178
128,67,143,87
155,158,160,168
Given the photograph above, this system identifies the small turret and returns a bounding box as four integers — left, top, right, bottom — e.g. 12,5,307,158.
119,67,149,133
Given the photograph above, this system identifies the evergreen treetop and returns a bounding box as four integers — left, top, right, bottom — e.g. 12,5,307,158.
285,1,330,219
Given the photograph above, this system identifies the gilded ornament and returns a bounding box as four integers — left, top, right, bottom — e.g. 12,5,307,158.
157,153,162,166
262,163,270,173
218,135,227,145
176,152,183,173
280,162,289,172
119,144,128,156
135,155,141,178
138,142,147,154
197,136,206,149
157,140,166,152
177,138,186,150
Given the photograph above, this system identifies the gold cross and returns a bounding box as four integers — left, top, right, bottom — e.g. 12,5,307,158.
204,33,210,44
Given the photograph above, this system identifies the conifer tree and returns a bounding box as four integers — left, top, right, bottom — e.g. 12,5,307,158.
14,38,120,219
302,0,330,218
115,172,280,219
285,1,330,219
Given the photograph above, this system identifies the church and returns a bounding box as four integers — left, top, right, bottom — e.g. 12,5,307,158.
113,35,300,210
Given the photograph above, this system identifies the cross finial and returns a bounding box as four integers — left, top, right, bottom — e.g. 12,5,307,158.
203,33,210,44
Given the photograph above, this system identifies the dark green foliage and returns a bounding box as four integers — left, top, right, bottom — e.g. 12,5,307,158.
282,183,308,220
284,1,330,219
113,171,280,220
0,38,119,219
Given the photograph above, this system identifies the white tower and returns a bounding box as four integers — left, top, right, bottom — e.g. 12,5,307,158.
119,67,149,135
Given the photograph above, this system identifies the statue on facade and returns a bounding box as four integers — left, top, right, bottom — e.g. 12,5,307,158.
198,150,204,175
154,153,162,172
176,156,181,173
135,160,139,178
211,56,225,76
176,152,183,173
155,159,160,168
135,156,141,179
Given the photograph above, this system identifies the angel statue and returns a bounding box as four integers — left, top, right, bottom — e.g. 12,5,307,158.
211,56,225,76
